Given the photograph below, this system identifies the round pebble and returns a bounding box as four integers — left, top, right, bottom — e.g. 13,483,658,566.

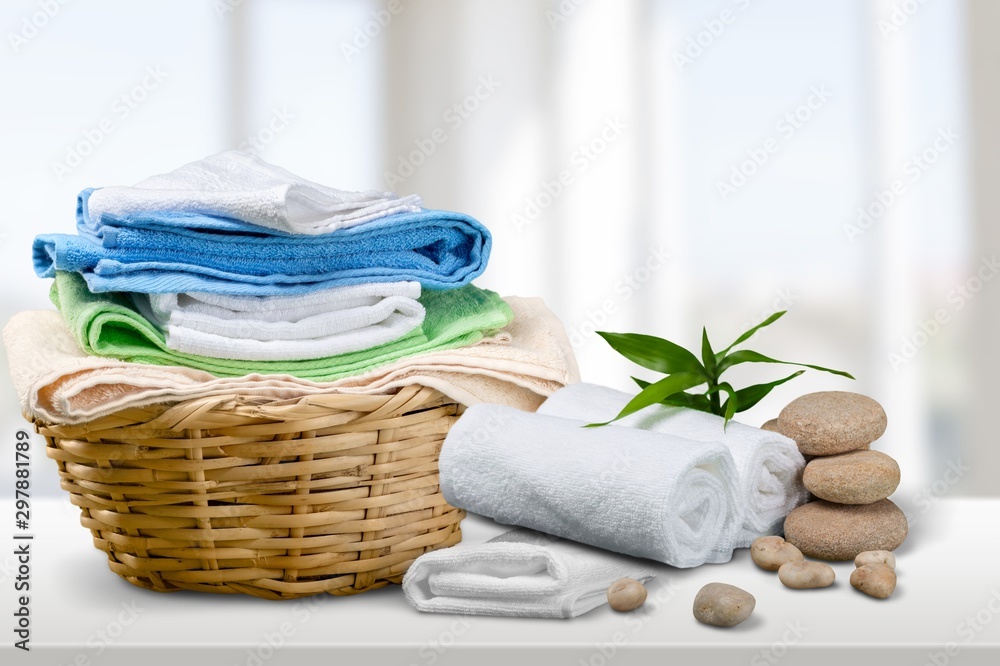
750,536,804,571
777,561,836,589
851,563,896,599
607,578,647,612
803,450,900,504
777,392,887,456
783,499,908,561
693,583,756,627
761,418,781,433
855,550,896,571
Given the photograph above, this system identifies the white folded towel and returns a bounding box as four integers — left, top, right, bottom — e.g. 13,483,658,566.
538,383,808,547
438,404,742,568
85,150,423,235
130,282,425,361
402,527,657,618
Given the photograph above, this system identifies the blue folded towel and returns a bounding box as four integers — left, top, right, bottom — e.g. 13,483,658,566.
33,189,491,295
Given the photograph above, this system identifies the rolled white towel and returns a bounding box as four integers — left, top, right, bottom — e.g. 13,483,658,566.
538,382,808,547
402,528,657,619
130,281,425,361
439,404,742,568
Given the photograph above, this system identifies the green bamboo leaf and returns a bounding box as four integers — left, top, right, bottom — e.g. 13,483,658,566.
632,377,713,412
661,392,714,413
713,382,738,427
598,332,706,376
719,311,788,357
730,370,805,413
585,372,706,427
716,349,855,379
701,327,717,378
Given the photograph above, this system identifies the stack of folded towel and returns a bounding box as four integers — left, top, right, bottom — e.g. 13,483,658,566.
8,151,578,420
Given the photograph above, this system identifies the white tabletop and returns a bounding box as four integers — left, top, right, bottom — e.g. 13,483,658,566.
2,496,998,665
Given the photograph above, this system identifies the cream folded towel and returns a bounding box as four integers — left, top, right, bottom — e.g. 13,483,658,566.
438,404,742,568
538,383,807,547
402,528,657,619
4,297,579,424
132,282,425,361
85,150,422,235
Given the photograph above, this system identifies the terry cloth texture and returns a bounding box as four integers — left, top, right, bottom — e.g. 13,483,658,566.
84,150,422,235
402,527,657,619
4,297,579,424
539,382,808,547
48,271,511,380
33,190,491,294
438,404,742,568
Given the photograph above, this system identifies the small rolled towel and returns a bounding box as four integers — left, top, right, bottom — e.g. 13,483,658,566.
131,282,425,361
33,189,490,295
439,404,742,568
402,528,657,619
538,383,808,547
84,150,422,235
49,271,512,381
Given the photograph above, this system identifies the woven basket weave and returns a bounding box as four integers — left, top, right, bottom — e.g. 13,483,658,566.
35,385,465,599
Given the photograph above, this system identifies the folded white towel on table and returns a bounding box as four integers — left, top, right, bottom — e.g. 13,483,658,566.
131,282,425,361
84,150,423,235
403,527,657,618
538,382,808,547
438,404,742,568
4,296,580,424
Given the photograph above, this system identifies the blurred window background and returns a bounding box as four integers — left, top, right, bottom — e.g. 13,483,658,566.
2,0,995,498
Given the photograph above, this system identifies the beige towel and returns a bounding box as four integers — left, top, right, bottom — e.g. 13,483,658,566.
4,297,578,425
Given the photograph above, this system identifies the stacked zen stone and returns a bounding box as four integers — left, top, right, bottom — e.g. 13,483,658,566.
765,392,908,561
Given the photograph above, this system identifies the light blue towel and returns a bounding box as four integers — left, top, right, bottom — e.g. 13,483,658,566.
33,189,491,295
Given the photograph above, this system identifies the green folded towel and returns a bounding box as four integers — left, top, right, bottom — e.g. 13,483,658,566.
51,271,514,381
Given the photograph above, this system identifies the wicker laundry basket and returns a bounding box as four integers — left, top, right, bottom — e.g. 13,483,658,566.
34,385,465,599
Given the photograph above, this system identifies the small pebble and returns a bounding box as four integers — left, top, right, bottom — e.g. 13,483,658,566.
777,391,887,456
855,550,896,571
751,536,804,571
777,561,836,589
607,578,647,612
850,563,896,599
693,583,756,627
